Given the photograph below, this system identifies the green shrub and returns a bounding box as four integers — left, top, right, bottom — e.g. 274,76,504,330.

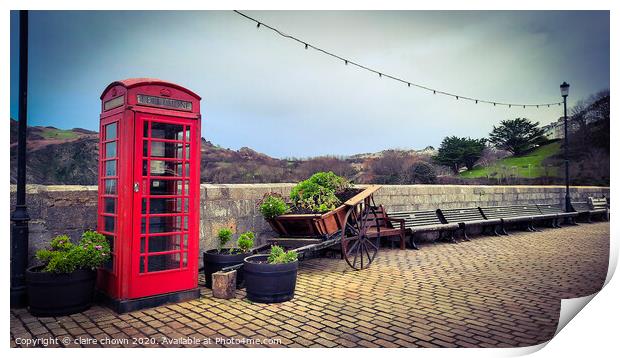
35,230,111,274
216,228,233,252
258,194,289,219
267,245,298,264
237,231,255,253
290,172,350,213
305,171,350,192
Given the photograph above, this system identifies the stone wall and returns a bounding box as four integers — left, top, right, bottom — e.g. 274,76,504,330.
11,184,609,265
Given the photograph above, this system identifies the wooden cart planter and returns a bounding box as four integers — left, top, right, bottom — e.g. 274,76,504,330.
267,185,401,270
267,202,348,237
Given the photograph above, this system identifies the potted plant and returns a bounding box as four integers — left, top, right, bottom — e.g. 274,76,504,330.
203,229,255,289
25,230,111,317
243,245,299,303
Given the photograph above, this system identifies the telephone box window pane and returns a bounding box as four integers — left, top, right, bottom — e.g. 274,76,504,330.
143,140,149,157
150,179,184,196
149,160,183,177
182,252,188,267
141,217,147,234
104,234,115,251
103,235,114,271
151,122,184,140
104,179,117,194
148,234,181,253
104,198,116,214
140,237,146,253
177,163,190,177
147,253,181,272
105,142,117,158
139,256,146,273
104,216,115,233
148,216,182,233
105,160,117,176
144,122,149,137
105,123,117,140
171,143,188,159
151,141,165,157
149,141,185,159
104,256,113,271
149,198,184,214
173,216,188,230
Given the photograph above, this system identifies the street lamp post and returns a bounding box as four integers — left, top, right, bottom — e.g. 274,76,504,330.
560,81,571,213
10,10,30,308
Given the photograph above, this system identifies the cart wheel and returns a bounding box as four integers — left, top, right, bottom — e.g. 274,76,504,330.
341,201,378,270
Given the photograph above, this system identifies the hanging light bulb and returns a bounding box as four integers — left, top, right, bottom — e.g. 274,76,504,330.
234,11,558,111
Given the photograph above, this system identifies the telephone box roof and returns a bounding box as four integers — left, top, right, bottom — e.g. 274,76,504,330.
100,78,201,100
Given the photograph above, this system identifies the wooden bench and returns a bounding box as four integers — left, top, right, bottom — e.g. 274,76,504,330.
437,207,502,241
479,205,554,234
536,204,579,227
572,198,609,222
362,205,407,250
589,197,610,221
388,210,460,247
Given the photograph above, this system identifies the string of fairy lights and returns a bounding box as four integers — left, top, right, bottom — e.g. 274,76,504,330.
233,10,563,109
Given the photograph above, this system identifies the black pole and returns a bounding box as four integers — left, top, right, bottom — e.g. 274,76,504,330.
10,10,30,308
563,91,571,213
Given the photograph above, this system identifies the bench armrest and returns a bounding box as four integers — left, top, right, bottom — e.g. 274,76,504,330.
385,217,406,231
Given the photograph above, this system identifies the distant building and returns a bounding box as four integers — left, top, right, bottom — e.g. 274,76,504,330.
541,117,579,140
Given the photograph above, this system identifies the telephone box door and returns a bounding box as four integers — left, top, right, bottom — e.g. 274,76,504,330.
129,113,198,298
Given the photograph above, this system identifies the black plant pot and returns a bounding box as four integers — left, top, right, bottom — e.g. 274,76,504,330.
203,250,252,289
25,266,97,317
243,254,298,303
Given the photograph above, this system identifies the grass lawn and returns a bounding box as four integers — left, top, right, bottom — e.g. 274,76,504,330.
39,127,79,140
460,141,561,179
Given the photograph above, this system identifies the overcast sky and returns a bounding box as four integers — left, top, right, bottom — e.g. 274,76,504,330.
9,10,609,158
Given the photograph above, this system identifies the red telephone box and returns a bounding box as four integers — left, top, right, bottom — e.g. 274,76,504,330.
97,78,201,312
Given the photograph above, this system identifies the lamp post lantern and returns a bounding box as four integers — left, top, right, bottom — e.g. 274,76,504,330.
560,81,571,213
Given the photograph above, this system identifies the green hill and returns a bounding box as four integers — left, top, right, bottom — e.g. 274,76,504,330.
460,142,561,179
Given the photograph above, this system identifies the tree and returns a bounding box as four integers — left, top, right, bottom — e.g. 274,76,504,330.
403,161,437,184
367,150,408,184
296,156,356,180
433,136,486,174
488,118,546,155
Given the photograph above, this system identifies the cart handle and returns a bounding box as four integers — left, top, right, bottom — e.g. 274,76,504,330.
343,185,382,206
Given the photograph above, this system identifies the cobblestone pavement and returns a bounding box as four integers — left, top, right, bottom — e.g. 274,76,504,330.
11,222,609,348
